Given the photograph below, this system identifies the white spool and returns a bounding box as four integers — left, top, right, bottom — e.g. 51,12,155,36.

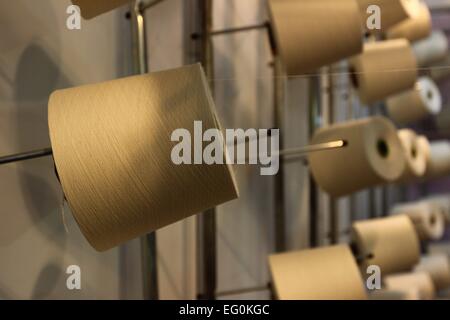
424,195,450,224
369,288,421,300
414,254,450,291
430,55,450,82
386,2,432,42
425,141,450,179
391,201,446,241
48,64,239,251
349,39,418,104
413,31,449,67
308,117,406,197
351,215,421,276
384,272,436,300
268,245,368,300
268,0,363,75
397,129,428,181
387,77,442,125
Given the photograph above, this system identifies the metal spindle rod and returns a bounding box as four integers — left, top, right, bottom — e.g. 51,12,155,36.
191,22,270,39
0,140,346,167
0,148,53,165
197,0,216,301
279,140,345,159
191,20,277,56
308,76,320,248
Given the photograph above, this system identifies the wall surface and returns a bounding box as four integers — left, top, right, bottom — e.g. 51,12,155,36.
0,0,136,299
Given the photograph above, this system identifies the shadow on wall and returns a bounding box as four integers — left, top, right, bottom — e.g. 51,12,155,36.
30,261,64,299
0,0,74,252
13,42,73,247
0,44,72,243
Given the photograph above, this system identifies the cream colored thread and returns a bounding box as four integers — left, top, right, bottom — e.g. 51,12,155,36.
48,64,238,252
268,0,363,75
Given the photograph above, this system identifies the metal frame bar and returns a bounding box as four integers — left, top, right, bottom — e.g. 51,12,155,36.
273,58,286,253
0,142,345,167
191,22,269,39
129,0,159,300
191,0,217,301
0,148,52,165
191,21,277,55
308,76,321,248
323,67,339,245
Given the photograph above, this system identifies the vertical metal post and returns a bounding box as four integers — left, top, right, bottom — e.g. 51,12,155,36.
131,1,149,74
347,84,358,223
130,0,159,300
324,67,339,244
308,76,320,248
191,0,217,300
202,0,216,300
273,57,286,252
368,188,377,218
381,187,389,217
368,102,382,219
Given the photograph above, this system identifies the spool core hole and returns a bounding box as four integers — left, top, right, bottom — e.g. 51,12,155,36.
430,214,436,225
377,139,389,158
411,145,417,159
427,90,433,100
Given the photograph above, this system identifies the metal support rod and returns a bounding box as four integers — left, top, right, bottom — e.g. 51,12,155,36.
0,148,53,165
308,76,320,248
347,83,358,225
131,1,148,75
195,0,216,301
191,21,277,56
130,0,159,300
381,187,389,217
273,57,286,253
191,22,269,39
280,140,346,157
368,103,382,219
322,66,339,245
0,141,346,167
